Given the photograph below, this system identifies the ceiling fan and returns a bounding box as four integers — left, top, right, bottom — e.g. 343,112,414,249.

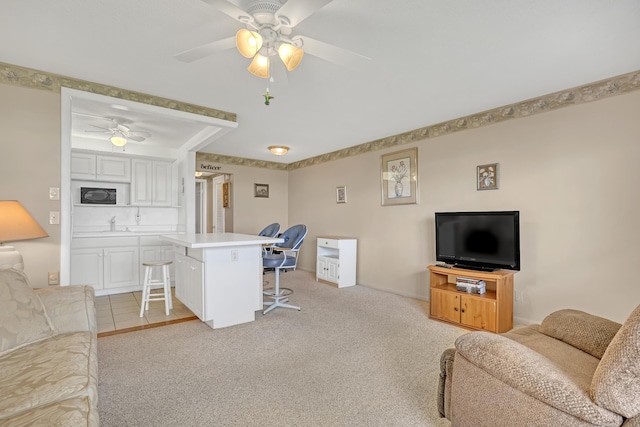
175,0,370,78
85,118,152,147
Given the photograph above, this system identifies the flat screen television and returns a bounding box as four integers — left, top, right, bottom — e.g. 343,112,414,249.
435,211,520,271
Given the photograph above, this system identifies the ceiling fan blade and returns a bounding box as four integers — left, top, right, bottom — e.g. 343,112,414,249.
175,36,235,63
132,131,153,137
201,0,253,24
86,124,111,132
276,0,334,28
128,135,146,142
297,36,371,68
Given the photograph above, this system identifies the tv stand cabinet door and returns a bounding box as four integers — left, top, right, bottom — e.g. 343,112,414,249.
460,296,496,332
430,289,460,324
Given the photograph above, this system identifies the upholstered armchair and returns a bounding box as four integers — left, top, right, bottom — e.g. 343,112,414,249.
438,305,640,426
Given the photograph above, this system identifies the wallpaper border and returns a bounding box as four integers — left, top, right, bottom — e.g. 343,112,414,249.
1,61,638,172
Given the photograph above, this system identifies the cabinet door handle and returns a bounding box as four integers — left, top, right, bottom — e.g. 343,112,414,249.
454,307,458,312
461,308,466,313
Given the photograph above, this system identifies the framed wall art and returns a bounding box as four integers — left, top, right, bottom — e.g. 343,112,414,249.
381,147,418,206
222,182,230,207
336,186,347,203
477,163,499,190
254,183,269,198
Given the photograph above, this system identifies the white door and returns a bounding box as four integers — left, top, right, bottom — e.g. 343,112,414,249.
213,175,225,233
195,179,206,234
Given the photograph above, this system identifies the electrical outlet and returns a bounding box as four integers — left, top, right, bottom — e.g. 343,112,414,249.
231,250,239,262
515,290,524,302
49,211,60,225
48,272,59,285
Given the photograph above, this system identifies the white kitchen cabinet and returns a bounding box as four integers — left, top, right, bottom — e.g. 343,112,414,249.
316,236,357,288
103,247,140,289
70,236,139,294
174,252,204,319
70,248,104,290
71,153,131,182
131,159,173,206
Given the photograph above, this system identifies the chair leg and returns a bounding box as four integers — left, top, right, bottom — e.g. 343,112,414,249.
140,266,150,317
263,268,300,314
163,264,170,316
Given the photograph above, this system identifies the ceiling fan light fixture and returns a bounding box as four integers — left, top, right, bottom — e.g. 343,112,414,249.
268,145,289,156
110,135,127,147
236,29,263,58
248,54,270,78
278,43,304,71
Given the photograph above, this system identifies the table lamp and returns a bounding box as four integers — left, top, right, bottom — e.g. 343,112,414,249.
0,200,49,270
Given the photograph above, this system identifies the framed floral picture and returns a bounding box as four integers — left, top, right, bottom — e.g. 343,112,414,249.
336,186,347,203
381,147,418,206
477,163,499,190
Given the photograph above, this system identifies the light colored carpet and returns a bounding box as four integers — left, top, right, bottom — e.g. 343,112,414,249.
98,270,466,426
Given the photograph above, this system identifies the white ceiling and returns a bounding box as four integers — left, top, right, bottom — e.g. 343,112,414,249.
2,0,640,163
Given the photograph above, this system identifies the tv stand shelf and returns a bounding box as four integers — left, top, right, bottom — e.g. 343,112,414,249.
427,265,515,333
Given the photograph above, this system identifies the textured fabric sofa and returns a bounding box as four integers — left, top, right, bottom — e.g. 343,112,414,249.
438,305,640,426
0,268,98,426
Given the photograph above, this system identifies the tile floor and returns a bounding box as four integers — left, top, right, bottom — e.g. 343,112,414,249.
96,288,196,336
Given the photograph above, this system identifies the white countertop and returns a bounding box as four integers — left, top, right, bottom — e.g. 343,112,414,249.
73,231,178,238
160,233,283,248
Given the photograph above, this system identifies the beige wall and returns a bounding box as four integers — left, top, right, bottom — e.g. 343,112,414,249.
289,90,640,324
1,84,61,286
3,79,639,324
207,164,289,235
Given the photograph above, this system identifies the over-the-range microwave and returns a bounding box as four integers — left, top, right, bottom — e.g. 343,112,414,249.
80,187,116,205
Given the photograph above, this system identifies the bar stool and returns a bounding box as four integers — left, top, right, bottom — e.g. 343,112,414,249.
139,261,173,317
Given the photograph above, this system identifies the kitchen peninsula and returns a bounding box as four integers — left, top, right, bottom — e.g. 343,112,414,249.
161,233,283,329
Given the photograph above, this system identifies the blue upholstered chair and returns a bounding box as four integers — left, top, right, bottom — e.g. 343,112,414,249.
262,224,307,314
259,223,280,256
258,223,280,238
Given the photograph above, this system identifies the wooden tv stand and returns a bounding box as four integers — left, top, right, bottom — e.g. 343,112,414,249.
427,265,515,333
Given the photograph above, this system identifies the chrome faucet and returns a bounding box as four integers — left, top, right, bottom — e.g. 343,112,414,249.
110,216,116,231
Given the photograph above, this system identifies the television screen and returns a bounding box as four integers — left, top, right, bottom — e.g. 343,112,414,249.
435,211,520,271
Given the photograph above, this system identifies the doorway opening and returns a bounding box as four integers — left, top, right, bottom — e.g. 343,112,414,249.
195,173,232,233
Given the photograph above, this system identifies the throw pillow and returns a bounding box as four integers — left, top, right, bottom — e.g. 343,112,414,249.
0,268,54,355
591,304,640,418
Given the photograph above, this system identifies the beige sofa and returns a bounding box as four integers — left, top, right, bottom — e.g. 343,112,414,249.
0,268,98,426
438,305,640,426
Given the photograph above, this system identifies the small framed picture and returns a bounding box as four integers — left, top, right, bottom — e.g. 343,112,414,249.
254,183,269,198
222,182,230,207
336,186,347,203
477,163,499,190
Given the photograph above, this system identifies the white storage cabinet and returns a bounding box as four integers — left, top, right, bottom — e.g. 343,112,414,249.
174,250,204,319
71,153,131,182
316,236,357,288
70,236,139,292
131,159,173,206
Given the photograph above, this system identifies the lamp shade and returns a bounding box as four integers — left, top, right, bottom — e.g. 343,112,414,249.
236,29,263,58
110,135,127,147
268,146,289,155
278,43,304,71
248,54,270,78
0,201,48,243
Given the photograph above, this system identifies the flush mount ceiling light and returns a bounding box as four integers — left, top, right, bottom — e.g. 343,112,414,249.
268,145,289,156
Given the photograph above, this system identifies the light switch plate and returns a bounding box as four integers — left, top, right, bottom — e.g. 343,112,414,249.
49,187,60,200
